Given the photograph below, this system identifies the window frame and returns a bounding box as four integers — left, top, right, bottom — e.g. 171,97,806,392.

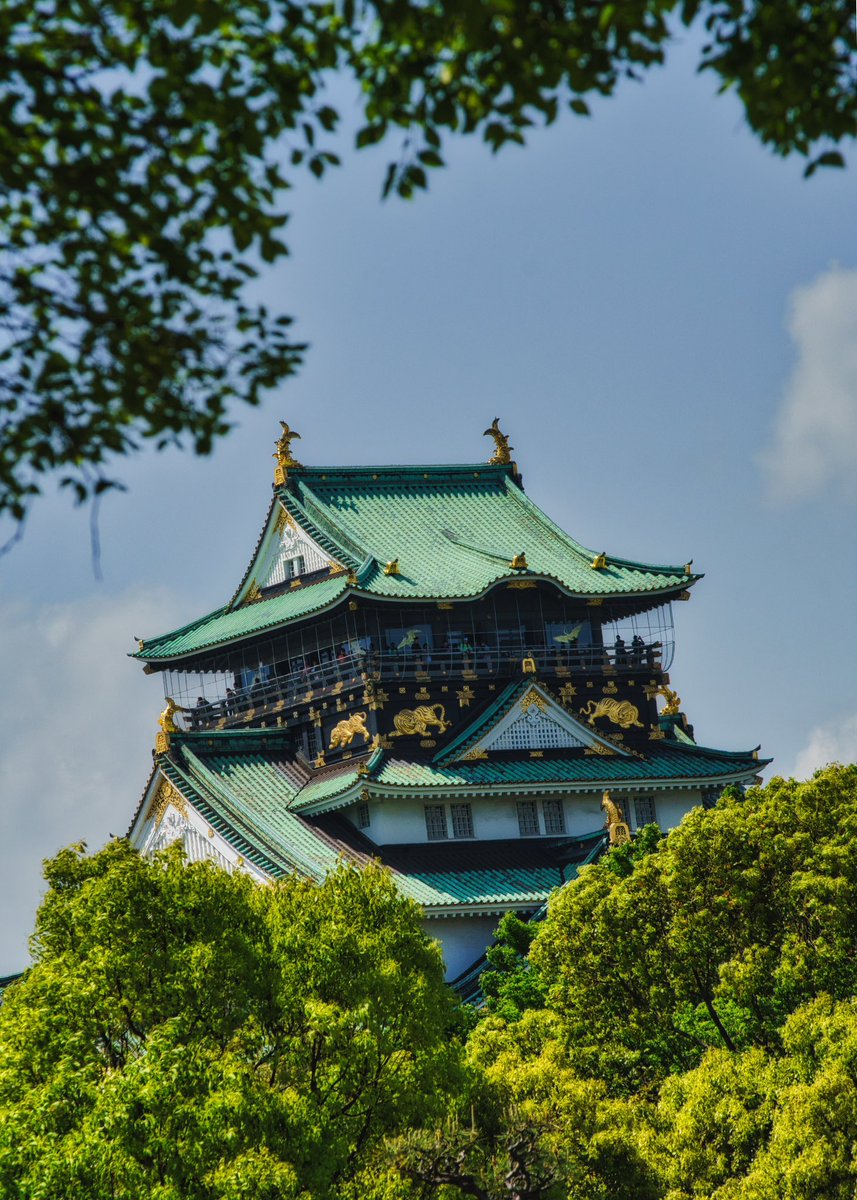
450,802,475,839
542,798,566,835
516,800,540,837
424,804,449,841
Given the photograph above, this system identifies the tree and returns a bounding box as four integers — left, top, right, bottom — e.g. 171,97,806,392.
1,0,854,528
0,841,462,1198
640,997,857,1199
531,766,857,1093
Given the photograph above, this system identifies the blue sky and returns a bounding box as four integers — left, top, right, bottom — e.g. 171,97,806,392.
0,32,855,970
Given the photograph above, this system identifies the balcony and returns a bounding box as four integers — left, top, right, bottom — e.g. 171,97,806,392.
165,639,664,732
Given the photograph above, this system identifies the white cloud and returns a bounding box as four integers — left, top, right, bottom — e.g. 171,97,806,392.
791,712,857,780
0,589,181,973
760,264,857,501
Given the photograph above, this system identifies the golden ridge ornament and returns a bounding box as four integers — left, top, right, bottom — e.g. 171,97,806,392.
483,418,513,465
273,421,302,485
602,791,631,845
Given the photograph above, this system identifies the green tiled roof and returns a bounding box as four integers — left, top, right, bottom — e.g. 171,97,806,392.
286,465,694,601
136,462,697,661
154,742,577,912
372,744,762,791
136,574,348,661
166,748,345,880
402,867,565,907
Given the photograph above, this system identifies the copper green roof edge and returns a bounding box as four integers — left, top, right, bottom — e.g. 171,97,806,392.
158,760,287,878
228,494,277,609
500,474,693,580
407,866,565,908
291,768,362,811
133,574,350,661
370,747,764,791
178,747,337,879
434,680,525,763
279,486,369,569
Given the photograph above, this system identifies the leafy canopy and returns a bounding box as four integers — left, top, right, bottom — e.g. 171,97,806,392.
0,842,461,1199
1,0,854,525
414,765,857,1199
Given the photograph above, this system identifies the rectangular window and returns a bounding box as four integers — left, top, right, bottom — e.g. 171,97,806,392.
355,801,370,829
542,799,565,835
634,796,656,828
517,800,540,837
284,554,305,579
424,805,448,841
450,803,474,839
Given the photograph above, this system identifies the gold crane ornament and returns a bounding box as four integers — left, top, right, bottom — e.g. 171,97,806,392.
483,418,513,466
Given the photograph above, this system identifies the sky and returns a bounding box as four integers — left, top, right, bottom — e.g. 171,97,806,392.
1,31,855,972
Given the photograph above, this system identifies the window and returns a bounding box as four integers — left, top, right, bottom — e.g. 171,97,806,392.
634,796,656,827
425,805,448,840
542,799,565,835
517,800,540,837
701,788,720,810
450,803,474,838
355,801,370,829
284,554,305,579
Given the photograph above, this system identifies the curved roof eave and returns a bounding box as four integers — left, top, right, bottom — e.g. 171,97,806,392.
131,571,700,666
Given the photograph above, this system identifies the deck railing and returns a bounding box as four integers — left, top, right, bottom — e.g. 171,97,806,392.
169,640,664,731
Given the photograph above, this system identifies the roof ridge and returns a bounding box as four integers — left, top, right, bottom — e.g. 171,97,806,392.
504,476,692,579
282,487,366,567
177,748,328,876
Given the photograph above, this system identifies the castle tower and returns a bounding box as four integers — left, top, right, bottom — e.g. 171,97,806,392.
128,423,766,980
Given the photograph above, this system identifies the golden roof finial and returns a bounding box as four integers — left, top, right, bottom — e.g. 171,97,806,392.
273,421,302,485
155,697,180,754
483,417,513,466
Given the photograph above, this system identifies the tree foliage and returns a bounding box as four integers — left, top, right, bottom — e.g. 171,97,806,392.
391,766,857,1198
0,842,460,1198
1,0,854,524
2,768,857,1198
532,768,857,1093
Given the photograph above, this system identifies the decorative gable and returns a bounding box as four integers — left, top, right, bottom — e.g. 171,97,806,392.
453,683,628,760
488,697,587,750
234,505,343,604
260,508,337,586
137,774,267,881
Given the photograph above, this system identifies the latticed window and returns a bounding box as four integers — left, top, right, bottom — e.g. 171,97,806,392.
355,801,370,829
284,554,305,579
517,801,540,837
425,805,448,840
634,796,656,827
451,803,474,839
542,799,565,835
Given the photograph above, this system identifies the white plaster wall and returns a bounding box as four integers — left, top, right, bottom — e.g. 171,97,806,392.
359,793,607,845
425,915,504,980
352,789,710,846
561,794,606,836
650,790,702,832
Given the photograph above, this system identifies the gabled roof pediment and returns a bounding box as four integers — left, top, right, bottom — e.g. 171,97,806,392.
439,680,630,762
232,503,343,606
